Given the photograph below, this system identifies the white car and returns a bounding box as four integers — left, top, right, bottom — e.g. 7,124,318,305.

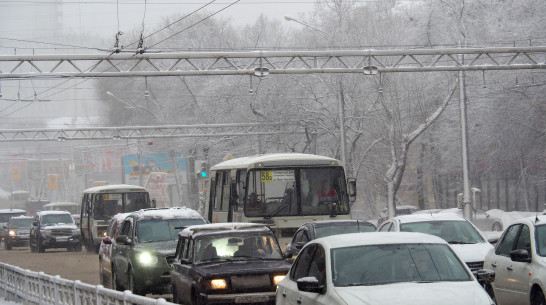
483,215,546,305
377,213,494,272
276,232,495,305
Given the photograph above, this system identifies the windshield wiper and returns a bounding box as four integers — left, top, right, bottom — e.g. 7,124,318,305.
447,241,475,244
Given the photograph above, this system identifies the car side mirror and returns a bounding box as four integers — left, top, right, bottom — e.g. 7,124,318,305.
473,269,495,285
33,221,38,226
116,235,131,245
294,241,306,249
296,277,325,294
510,249,532,263
487,236,499,244
283,251,293,259
102,236,112,245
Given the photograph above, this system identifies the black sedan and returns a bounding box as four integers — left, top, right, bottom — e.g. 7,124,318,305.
171,223,291,305
284,219,376,259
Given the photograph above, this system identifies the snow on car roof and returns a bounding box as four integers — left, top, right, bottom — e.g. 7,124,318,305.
131,207,203,220
10,215,33,220
394,213,467,223
316,232,447,249
304,219,374,227
179,222,269,237
36,210,72,216
0,209,26,214
111,212,132,222
43,202,80,207
518,214,546,226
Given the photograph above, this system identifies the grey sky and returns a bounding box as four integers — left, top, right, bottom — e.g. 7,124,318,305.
62,0,318,39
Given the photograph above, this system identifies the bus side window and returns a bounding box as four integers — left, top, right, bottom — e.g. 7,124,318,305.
213,172,223,211
220,173,230,212
81,195,88,217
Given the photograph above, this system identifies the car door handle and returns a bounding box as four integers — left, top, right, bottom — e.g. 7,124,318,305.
491,263,497,268
507,266,513,271
282,290,286,297
297,297,302,304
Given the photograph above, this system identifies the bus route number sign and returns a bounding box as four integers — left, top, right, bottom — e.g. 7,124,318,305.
260,170,294,182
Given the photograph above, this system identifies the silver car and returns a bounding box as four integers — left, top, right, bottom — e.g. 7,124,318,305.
483,215,545,305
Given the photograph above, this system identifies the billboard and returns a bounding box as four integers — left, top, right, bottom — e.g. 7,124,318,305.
122,153,187,186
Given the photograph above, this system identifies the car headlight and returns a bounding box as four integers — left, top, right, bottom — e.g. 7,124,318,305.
41,229,51,236
137,252,158,266
71,229,80,235
206,278,227,290
273,274,286,286
8,230,16,237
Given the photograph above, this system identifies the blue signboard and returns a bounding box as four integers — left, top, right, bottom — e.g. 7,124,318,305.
122,153,187,185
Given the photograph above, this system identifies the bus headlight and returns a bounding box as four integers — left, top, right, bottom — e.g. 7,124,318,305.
273,275,286,286
8,230,16,237
137,252,158,266
206,279,227,290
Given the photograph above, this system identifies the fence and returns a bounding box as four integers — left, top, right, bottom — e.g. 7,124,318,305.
0,262,175,305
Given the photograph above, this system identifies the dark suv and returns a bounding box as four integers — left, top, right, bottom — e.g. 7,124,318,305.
170,223,291,305
3,215,34,250
111,207,207,295
30,210,82,252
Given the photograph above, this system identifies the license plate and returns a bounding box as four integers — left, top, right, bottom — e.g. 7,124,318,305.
235,295,269,304
56,237,68,242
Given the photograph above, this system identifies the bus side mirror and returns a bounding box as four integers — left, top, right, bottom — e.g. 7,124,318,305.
347,178,357,201
151,199,157,208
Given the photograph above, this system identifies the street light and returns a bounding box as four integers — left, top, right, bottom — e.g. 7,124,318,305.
105,91,159,120
284,15,334,39
283,15,346,166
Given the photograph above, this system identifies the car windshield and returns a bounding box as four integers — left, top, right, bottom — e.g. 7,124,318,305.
137,218,206,243
41,214,74,225
10,218,33,228
194,233,283,264
400,220,485,244
314,223,375,239
245,167,350,217
537,224,546,257
332,243,471,286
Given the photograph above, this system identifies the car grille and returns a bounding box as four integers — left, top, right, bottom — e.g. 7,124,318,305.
230,274,273,292
51,229,72,236
466,261,483,272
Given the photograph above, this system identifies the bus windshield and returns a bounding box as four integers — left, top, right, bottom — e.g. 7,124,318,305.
93,192,150,220
245,167,349,217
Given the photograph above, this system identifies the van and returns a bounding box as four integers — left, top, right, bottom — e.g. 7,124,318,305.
43,202,81,225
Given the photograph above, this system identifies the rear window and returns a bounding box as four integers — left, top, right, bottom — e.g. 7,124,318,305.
0,213,26,222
